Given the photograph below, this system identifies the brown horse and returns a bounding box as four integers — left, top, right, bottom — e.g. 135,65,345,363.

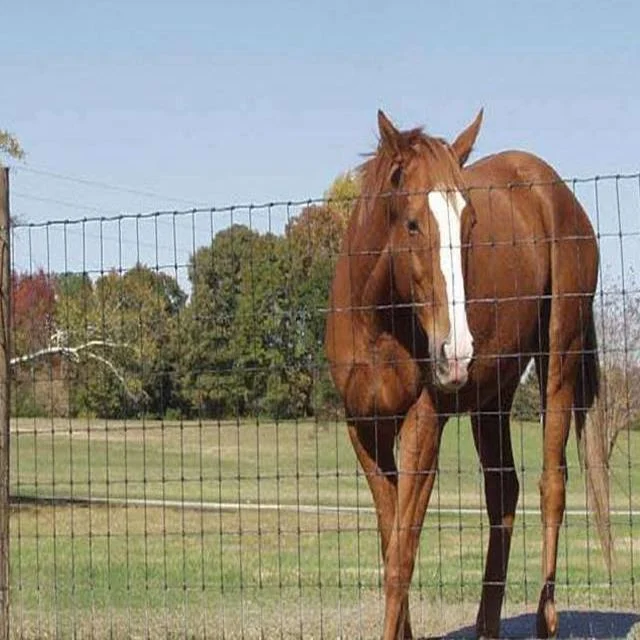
325,110,610,639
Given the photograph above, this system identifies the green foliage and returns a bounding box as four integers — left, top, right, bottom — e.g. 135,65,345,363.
179,225,260,417
52,265,186,419
511,367,540,422
11,171,361,421
178,223,325,420
325,170,360,222
12,383,48,418
277,174,360,419
0,129,25,162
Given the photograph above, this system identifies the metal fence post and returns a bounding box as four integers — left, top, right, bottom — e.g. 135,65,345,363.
0,167,10,640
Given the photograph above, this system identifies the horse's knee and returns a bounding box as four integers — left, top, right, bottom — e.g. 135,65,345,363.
384,563,412,599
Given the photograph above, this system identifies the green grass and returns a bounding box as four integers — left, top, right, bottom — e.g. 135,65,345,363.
8,417,640,638
11,415,640,510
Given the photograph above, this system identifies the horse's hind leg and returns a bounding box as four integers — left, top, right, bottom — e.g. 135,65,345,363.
471,395,519,639
348,418,414,638
536,335,582,638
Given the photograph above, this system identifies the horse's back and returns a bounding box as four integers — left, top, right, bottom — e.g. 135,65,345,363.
465,149,565,189
465,149,596,238
464,149,598,287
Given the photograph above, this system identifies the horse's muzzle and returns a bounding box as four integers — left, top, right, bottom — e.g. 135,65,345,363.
433,341,471,392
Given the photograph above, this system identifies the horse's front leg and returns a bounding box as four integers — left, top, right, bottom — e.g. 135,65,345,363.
348,418,414,638
382,391,444,640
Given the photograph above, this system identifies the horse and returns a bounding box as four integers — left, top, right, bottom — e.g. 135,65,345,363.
324,109,610,639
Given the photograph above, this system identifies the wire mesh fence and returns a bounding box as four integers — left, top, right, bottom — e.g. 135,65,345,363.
4,172,640,639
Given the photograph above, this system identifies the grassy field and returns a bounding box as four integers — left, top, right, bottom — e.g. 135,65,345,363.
8,416,640,638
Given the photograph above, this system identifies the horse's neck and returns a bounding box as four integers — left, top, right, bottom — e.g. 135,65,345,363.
341,252,390,351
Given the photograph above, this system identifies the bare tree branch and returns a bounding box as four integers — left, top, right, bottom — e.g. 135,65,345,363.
10,340,145,404
80,351,146,404
9,340,128,366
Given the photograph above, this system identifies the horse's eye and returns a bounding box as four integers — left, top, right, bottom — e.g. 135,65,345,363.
390,165,402,188
407,219,419,235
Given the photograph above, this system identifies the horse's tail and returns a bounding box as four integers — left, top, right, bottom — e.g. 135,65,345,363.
574,313,612,572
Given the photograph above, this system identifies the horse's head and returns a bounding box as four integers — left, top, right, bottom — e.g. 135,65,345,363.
371,109,482,392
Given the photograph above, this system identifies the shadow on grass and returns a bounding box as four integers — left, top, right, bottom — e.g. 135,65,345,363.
11,494,95,507
432,610,640,639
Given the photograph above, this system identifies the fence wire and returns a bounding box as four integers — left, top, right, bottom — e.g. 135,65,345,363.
6,173,640,639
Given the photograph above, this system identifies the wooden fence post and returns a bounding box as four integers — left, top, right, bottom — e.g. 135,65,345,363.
0,167,11,640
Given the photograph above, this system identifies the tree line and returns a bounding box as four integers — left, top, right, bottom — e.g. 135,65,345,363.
11,175,356,421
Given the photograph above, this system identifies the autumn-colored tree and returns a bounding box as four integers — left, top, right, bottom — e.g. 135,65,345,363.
325,170,360,223
10,270,60,415
285,172,358,277
12,269,57,357
281,172,360,418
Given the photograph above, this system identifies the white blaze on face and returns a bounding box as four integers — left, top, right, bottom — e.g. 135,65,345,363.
427,190,474,366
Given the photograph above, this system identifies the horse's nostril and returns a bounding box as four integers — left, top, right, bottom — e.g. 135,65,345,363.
441,340,457,365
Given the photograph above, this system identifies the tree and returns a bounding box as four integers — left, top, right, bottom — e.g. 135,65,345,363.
285,171,358,277
591,276,640,460
230,232,292,417
109,265,187,417
11,270,59,416
12,270,57,357
325,170,360,223
511,363,540,423
281,171,360,418
180,225,260,417
0,129,25,163
9,265,187,419
179,216,342,420
170,172,360,420
1,129,25,227
54,265,186,418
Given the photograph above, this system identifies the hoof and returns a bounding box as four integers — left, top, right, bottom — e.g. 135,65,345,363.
536,598,558,638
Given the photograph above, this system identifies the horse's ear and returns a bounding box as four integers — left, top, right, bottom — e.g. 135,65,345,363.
378,110,402,156
451,108,483,166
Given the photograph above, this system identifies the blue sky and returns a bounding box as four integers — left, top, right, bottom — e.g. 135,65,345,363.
3,0,640,278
